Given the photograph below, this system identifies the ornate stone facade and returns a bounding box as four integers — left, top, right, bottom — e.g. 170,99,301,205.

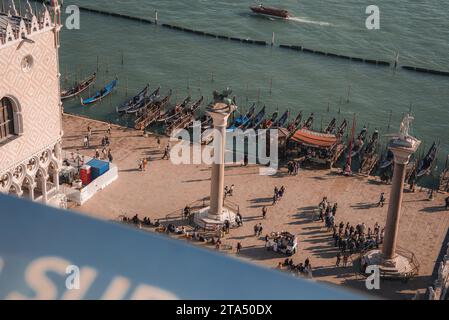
0,1,63,205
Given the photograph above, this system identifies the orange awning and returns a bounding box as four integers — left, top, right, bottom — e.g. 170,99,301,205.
290,129,337,148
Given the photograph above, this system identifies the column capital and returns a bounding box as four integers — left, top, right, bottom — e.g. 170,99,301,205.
207,103,236,127
388,138,421,165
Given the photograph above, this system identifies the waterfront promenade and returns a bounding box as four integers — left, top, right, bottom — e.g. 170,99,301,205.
62,113,449,299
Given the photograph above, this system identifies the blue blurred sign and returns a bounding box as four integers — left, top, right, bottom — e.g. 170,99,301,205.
0,194,363,299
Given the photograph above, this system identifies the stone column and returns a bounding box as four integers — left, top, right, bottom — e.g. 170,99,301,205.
382,144,418,263
41,174,48,204
28,182,36,201
207,103,234,218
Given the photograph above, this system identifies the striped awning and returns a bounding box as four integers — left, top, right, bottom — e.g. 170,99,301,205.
290,129,338,148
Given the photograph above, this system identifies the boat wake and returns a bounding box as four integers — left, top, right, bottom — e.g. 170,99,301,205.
287,16,332,27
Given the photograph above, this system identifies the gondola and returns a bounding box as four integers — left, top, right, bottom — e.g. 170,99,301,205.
336,119,348,137
80,78,118,105
134,91,172,130
126,87,161,114
186,96,204,114
259,110,279,129
116,84,150,113
274,109,289,128
416,142,439,177
228,103,256,130
158,96,191,123
61,73,96,100
325,118,336,134
379,149,394,169
302,113,314,129
287,111,302,132
350,127,368,158
247,106,266,129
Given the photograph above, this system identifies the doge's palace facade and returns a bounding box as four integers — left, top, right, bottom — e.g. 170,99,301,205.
0,1,64,205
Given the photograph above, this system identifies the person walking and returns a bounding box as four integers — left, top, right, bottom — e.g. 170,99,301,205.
336,252,341,267
236,242,242,254
107,149,113,162
162,145,170,160
254,224,258,236
257,223,263,237
377,192,386,207
262,206,267,219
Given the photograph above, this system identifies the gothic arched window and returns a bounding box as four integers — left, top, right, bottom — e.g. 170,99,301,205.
0,97,15,140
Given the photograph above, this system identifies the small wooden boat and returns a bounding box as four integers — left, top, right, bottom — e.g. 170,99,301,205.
325,118,336,134
416,142,439,177
302,113,314,130
258,110,278,129
186,96,204,114
379,149,394,169
61,73,96,100
336,119,348,137
287,111,302,132
81,78,118,105
229,103,256,130
249,106,267,129
165,97,203,136
158,96,191,123
134,92,171,130
116,84,150,113
439,156,449,192
359,130,380,175
250,4,290,19
274,109,289,128
126,87,161,114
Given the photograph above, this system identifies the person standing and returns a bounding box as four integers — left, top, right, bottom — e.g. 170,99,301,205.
332,203,338,216
107,149,113,162
343,253,349,267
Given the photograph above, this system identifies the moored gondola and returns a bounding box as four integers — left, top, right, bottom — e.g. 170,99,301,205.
80,77,118,105
325,118,336,134
228,103,256,130
302,113,314,130
286,111,302,133
61,73,96,100
116,84,150,113
126,86,161,114
243,105,266,130
158,96,191,123
416,141,439,177
259,110,279,129
134,91,172,130
274,109,289,128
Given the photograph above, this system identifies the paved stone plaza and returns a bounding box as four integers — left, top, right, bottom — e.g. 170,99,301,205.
62,114,449,299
